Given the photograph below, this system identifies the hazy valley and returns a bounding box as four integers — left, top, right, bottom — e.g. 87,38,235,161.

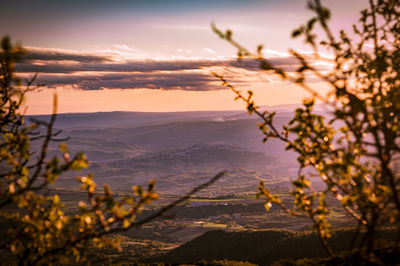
26,106,354,264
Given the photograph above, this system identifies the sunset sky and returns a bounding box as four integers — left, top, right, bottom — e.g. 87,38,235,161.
0,0,367,114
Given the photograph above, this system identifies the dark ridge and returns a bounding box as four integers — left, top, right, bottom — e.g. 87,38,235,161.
150,229,397,265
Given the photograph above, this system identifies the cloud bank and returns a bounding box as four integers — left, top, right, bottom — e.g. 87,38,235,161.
15,47,328,91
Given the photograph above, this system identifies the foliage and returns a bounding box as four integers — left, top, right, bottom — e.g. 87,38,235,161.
0,35,159,265
0,36,225,265
212,0,400,261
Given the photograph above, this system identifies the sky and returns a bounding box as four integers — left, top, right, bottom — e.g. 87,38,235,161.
0,0,368,114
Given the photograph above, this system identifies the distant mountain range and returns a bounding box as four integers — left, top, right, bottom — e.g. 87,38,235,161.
30,107,309,195
27,103,311,130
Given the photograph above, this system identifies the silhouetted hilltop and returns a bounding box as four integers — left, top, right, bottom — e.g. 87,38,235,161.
152,229,397,265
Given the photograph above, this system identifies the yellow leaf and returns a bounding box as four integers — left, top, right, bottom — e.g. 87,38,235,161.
123,219,130,229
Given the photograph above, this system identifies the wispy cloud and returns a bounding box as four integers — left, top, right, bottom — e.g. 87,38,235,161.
24,47,113,63
151,24,209,31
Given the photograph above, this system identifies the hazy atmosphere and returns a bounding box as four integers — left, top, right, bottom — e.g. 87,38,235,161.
1,0,366,114
1,0,399,265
